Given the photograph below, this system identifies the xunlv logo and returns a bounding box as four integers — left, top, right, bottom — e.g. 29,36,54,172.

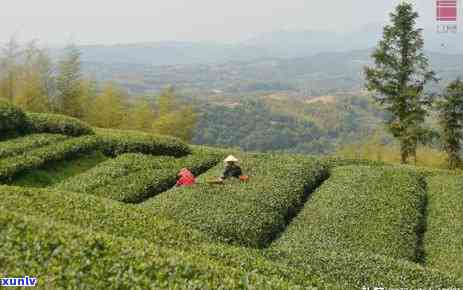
0,276,37,287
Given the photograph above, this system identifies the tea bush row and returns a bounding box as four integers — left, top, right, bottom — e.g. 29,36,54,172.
425,175,463,278
56,149,223,203
0,133,69,159
95,127,190,157
0,210,306,290
267,246,462,289
143,154,329,247
0,185,330,289
25,112,94,136
0,136,100,181
271,165,426,262
0,100,26,136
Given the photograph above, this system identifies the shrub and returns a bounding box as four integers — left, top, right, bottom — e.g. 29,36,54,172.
425,175,463,277
267,247,462,289
0,133,69,159
322,156,387,168
143,154,329,247
0,100,26,136
56,149,223,203
266,166,463,288
25,112,94,136
95,128,190,157
271,166,425,262
0,136,100,181
0,210,304,290
0,185,330,289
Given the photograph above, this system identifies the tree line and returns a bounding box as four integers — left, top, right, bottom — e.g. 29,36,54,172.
0,39,197,142
365,3,463,169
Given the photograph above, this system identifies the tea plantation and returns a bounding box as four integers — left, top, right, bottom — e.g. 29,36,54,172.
1,100,462,289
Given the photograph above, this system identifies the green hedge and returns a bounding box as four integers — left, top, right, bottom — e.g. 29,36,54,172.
0,210,305,290
0,100,26,136
271,166,425,262
95,128,191,157
322,156,387,168
25,112,94,136
0,133,69,159
267,247,462,289
0,136,100,181
0,185,331,289
425,175,463,277
143,154,329,247
56,149,222,203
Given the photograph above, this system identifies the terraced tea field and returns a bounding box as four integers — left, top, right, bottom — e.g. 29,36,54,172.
1,100,462,289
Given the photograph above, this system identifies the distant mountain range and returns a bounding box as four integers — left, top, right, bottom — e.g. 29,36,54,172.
59,25,463,66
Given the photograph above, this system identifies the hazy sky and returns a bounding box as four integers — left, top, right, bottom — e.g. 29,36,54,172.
0,0,438,45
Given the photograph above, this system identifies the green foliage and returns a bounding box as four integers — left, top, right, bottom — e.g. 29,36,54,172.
0,100,26,136
143,154,328,247
271,166,426,261
14,42,53,113
153,87,198,142
126,97,156,132
436,79,463,169
0,133,69,159
425,175,463,277
56,150,222,203
0,185,329,289
364,3,436,164
55,44,84,118
9,151,108,187
86,82,128,129
267,246,462,289
268,166,463,288
0,210,303,290
25,112,94,136
0,135,100,182
95,127,191,157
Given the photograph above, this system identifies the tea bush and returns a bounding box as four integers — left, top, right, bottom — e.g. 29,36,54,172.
56,149,222,202
25,112,94,136
0,100,26,136
0,133,69,159
271,166,425,262
425,175,463,277
0,185,331,289
0,136,100,181
95,127,190,157
267,246,462,289
0,210,307,290
143,154,329,247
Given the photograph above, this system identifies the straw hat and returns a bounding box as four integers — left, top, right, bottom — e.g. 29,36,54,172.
224,155,239,163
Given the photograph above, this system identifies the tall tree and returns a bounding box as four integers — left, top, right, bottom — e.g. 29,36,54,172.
436,79,463,169
15,41,52,112
127,97,155,132
56,44,83,117
364,3,436,164
152,87,198,142
157,86,176,117
87,83,127,129
0,36,22,102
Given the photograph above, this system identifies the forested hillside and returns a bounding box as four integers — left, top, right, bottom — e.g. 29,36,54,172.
193,94,386,155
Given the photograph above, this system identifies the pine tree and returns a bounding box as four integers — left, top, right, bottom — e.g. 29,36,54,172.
364,3,436,164
436,79,463,169
56,44,83,117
